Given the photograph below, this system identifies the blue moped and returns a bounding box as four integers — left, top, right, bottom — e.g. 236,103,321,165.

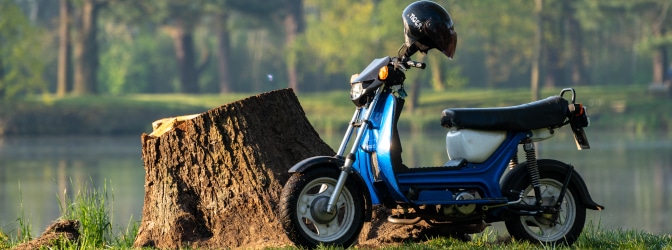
279,55,603,248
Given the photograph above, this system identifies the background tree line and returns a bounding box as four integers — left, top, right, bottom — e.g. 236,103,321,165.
1,0,671,100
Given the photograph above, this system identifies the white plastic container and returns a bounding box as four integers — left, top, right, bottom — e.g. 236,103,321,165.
446,129,507,163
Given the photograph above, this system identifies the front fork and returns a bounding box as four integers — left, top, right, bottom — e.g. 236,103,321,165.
327,153,356,214
326,90,383,214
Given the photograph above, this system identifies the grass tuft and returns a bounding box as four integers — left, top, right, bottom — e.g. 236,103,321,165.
1,179,141,249
58,179,113,248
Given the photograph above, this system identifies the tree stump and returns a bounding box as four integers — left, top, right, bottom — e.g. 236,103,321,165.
13,220,80,250
133,89,335,249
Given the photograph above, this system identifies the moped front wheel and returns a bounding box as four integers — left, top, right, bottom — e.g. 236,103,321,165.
279,167,365,249
502,162,586,246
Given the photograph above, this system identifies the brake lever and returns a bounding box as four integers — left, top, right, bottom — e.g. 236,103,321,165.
393,57,409,71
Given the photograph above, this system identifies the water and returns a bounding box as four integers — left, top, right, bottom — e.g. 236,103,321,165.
1,130,670,237
0,136,144,236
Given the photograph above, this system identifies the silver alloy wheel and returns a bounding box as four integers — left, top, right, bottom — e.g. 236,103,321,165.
519,179,577,242
295,177,356,242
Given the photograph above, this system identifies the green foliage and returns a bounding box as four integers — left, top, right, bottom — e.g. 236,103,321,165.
2,0,672,95
0,0,48,100
98,22,177,94
302,0,379,74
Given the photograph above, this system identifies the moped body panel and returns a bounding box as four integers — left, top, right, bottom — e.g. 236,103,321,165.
351,90,531,206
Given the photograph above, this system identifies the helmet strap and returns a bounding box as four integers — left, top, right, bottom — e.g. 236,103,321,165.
398,44,419,59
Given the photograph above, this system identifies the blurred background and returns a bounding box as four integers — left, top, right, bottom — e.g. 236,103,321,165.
1,0,672,97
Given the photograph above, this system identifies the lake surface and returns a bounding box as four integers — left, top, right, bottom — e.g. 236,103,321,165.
1,130,671,237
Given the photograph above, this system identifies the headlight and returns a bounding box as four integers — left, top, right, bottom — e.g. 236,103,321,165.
350,82,364,100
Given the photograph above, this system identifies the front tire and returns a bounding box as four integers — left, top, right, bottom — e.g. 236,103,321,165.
502,161,586,246
279,167,365,249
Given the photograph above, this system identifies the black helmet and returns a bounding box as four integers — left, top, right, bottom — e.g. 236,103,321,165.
401,1,457,59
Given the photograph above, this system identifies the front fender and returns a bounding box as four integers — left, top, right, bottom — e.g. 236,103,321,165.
288,156,373,221
288,155,345,173
503,159,604,211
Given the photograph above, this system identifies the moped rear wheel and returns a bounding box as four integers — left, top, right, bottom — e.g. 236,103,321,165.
279,167,364,249
502,163,586,246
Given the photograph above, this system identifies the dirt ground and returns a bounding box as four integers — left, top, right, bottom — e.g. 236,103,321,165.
236,206,483,249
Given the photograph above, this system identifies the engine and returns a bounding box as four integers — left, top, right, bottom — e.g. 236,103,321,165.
442,190,481,217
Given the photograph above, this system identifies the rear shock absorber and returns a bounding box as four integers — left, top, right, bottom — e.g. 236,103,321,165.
509,150,518,169
523,141,543,205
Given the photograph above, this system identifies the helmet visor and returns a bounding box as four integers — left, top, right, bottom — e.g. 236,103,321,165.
441,28,457,59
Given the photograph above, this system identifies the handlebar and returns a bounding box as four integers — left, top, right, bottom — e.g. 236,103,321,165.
392,57,426,70
404,60,426,69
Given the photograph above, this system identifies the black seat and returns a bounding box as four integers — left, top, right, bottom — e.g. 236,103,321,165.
441,96,570,131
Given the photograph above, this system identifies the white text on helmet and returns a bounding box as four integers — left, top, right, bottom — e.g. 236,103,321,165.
409,13,423,29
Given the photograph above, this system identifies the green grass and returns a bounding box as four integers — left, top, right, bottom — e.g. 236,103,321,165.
2,183,671,250
268,221,672,249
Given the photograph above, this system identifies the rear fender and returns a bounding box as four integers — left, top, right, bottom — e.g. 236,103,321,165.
288,156,373,221
503,159,604,211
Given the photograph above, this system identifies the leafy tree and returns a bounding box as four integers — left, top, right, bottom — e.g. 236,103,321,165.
283,0,305,92
57,0,72,97
575,0,672,85
0,0,47,100
72,0,111,95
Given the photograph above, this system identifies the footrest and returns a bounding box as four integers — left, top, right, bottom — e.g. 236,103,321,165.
401,159,466,172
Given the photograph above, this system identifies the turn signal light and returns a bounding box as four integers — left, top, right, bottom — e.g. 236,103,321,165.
378,66,388,80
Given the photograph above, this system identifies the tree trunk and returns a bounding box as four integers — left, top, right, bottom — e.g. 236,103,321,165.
167,20,200,94
284,0,304,92
73,0,100,95
0,57,4,99
649,3,668,84
133,89,335,249
530,0,542,101
651,25,666,84
57,0,71,97
215,12,232,94
565,0,590,85
428,54,444,91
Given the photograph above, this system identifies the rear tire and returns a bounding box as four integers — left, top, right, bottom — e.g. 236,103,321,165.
502,161,586,246
279,167,365,249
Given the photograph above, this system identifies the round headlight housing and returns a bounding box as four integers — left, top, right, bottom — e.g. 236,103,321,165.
350,81,374,107
350,82,364,100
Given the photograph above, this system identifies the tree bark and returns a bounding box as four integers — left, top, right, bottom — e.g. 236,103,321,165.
652,24,666,84
530,0,542,101
133,89,335,249
284,0,304,92
57,0,71,97
73,0,101,95
216,12,232,94
166,19,204,94
564,0,590,85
